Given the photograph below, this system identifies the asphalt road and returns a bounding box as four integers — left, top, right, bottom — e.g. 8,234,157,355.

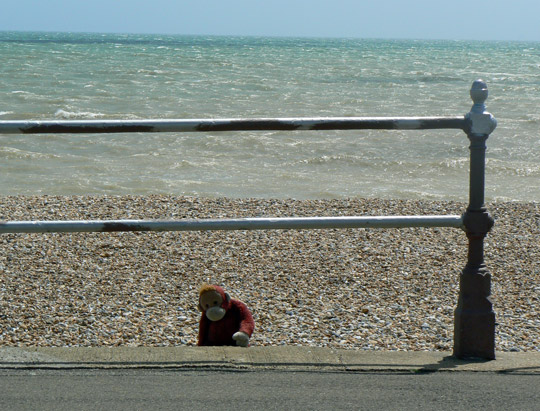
1,369,539,411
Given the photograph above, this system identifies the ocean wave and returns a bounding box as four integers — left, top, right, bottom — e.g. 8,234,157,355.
0,147,61,160
294,154,371,167
10,90,39,100
54,109,105,119
515,114,540,124
137,69,167,75
486,159,540,177
441,158,468,169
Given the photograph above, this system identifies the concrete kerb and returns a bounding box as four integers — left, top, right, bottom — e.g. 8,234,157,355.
1,346,539,373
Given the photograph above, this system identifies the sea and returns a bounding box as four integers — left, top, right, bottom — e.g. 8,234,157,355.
1,31,539,202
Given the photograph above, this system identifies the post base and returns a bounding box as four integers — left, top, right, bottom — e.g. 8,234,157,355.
453,264,496,360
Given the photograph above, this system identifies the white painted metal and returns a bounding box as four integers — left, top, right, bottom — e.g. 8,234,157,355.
0,116,466,134
0,215,464,234
467,80,497,136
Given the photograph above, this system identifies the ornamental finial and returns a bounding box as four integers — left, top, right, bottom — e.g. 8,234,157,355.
470,79,488,113
467,80,496,135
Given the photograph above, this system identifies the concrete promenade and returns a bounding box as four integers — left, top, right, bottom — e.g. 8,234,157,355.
1,347,539,410
1,346,539,373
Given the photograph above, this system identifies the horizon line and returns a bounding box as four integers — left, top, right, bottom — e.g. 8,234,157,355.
1,29,538,44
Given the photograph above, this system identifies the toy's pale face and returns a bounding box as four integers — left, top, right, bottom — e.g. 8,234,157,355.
200,290,226,321
200,290,223,310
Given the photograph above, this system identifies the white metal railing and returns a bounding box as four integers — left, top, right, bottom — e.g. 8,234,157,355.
0,80,498,360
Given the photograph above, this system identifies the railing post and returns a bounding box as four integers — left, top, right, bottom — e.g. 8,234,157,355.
454,80,497,359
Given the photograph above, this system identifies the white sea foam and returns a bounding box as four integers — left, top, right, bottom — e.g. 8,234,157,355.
54,109,105,119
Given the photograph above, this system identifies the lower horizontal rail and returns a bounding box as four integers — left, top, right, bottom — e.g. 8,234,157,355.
0,215,464,234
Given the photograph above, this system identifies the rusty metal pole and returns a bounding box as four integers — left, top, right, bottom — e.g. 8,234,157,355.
453,80,497,359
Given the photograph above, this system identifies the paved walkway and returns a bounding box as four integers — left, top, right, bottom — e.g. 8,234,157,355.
1,346,539,373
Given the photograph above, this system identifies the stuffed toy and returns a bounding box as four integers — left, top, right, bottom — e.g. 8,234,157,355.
197,284,254,347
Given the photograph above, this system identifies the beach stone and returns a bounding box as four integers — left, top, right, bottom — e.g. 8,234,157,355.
0,195,538,352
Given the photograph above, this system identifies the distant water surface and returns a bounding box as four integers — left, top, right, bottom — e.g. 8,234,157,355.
1,32,539,202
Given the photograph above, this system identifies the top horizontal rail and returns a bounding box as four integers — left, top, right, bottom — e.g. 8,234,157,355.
0,117,469,134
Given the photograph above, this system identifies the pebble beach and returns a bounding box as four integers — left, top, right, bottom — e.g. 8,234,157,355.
1,196,539,352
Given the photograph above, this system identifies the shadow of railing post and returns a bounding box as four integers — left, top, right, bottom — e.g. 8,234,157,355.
453,80,497,360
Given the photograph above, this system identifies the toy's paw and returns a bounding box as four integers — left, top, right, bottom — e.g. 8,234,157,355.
232,331,250,347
